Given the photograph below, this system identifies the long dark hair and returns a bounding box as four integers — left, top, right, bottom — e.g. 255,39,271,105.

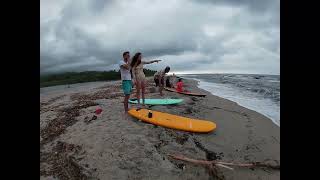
131,52,142,67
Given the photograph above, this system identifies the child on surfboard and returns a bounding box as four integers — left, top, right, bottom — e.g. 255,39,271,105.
176,78,189,93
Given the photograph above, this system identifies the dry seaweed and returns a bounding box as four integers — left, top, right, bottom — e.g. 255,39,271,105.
40,142,92,180
40,100,98,145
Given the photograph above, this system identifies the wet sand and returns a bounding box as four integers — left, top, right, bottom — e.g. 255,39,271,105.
40,77,280,180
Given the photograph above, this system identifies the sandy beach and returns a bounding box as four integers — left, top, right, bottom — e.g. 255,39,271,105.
40,77,280,180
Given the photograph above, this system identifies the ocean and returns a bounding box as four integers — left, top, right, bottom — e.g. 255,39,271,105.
180,74,280,126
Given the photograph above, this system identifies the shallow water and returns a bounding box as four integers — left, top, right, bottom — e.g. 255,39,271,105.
181,74,280,126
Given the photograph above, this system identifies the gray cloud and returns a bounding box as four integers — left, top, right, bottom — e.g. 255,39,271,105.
88,0,114,13
191,0,279,14
40,0,279,75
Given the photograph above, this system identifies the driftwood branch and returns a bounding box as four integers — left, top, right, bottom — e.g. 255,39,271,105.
168,154,280,170
215,163,234,170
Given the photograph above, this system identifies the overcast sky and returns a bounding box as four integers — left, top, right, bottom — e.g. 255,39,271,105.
40,0,279,75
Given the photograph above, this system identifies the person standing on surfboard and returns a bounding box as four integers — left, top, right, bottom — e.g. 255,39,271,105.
154,66,171,96
119,51,132,113
130,52,161,108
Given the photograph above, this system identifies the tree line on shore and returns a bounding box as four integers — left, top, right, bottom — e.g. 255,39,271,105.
40,69,157,87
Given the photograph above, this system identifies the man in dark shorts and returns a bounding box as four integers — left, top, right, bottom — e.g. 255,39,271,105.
154,66,170,96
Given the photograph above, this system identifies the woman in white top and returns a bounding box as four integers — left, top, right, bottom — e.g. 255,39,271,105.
130,52,161,107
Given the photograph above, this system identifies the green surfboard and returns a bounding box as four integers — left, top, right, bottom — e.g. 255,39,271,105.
128,98,183,105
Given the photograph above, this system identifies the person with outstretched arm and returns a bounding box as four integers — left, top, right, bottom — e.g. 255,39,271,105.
119,51,132,113
154,66,170,96
131,52,161,107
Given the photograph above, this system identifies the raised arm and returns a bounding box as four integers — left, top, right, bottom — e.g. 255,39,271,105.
142,60,162,65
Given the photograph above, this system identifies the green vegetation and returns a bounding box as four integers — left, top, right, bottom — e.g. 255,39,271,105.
40,69,157,87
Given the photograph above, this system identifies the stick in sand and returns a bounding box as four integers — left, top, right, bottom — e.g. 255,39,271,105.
168,154,280,170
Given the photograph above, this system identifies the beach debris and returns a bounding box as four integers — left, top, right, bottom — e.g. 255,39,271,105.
191,97,199,101
95,107,102,115
175,134,189,145
84,115,98,124
184,107,193,114
41,95,67,107
71,89,122,101
92,115,97,120
188,101,196,105
176,163,186,170
54,141,82,154
40,141,92,180
168,154,280,180
40,100,99,145
192,138,223,161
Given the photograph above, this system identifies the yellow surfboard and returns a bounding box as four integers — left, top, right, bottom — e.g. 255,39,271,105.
128,109,216,133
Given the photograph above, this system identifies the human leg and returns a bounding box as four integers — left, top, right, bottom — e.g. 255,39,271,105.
159,78,164,96
136,80,141,107
141,80,146,106
122,80,132,112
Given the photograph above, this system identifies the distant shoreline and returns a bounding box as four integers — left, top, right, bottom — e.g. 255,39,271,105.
40,69,156,88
